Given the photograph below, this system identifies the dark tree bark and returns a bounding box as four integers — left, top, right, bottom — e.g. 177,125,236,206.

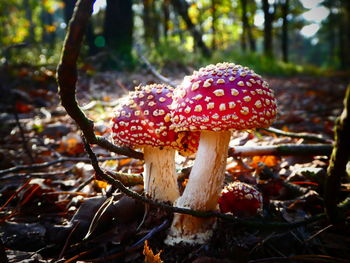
41,9,56,48
245,0,257,52
262,0,275,57
63,0,97,55
143,0,152,44
171,0,211,57
104,0,133,65
211,0,217,50
142,0,159,45
240,0,248,51
162,0,170,39
281,0,289,62
339,0,350,69
325,87,350,224
24,0,35,43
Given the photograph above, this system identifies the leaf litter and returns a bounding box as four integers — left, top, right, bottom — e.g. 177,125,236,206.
0,65,349,262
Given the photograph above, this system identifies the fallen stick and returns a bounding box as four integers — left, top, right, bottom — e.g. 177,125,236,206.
229,144,332,157
135,43,176,87
261,127,332,144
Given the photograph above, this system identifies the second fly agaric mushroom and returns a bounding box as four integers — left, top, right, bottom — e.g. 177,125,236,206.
165,62,277,245
111,84,198,203
218,182,263,217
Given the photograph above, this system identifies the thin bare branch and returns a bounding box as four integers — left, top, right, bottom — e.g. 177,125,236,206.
261,127,332,144
56,0,142,160
83,136,326,229
135,43,176,87
229,144,332,157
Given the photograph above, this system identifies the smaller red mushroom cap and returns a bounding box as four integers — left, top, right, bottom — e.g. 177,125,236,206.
171,62,277,132
218,182,263,217
111,84,198,153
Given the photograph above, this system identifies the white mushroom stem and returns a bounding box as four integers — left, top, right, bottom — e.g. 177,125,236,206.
165,130,231,245
143,146,179,203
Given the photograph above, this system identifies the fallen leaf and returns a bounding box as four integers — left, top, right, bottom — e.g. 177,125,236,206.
250,155,279,168
143,240,163,263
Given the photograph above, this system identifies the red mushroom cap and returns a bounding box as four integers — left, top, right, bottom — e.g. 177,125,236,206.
171,62,277,132
111,84,198,153
218,181,263,216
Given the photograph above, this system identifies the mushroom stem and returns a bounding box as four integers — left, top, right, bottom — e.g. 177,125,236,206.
143,146,179,203
165,130,231,245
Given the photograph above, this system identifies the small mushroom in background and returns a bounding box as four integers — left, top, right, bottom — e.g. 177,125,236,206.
218,181,263,217
111,83,198,203
165,62,277,245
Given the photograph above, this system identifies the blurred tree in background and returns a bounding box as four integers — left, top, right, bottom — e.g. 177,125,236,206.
0,0,349,73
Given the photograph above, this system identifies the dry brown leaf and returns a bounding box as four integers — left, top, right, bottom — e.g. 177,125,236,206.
143,240,163,263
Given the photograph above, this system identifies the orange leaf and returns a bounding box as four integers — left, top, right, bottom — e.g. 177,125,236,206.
94,180,109,189
57,133,84,155
143,240,163,263
250,155,279,168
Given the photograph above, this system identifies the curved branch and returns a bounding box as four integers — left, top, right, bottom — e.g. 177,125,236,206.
84,136,327,229
325,86,350,224
56,0,143,160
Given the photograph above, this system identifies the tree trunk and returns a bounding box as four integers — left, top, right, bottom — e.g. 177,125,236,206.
24,0,35,43
104,0,133,66
143,0,152,45
64,0,97,55
262,0,274,57
41,9,56,48
325,87,350,224
240,0,248,52
281,0,289,62
162,0,170,39
246,0,256,52
143,0,159,46
211,0,217,50
339,0,350,69
171,0,211,57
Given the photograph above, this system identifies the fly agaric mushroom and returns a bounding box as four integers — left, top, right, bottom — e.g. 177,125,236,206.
165,62,277,245
111,83,198,203
218,182,263,217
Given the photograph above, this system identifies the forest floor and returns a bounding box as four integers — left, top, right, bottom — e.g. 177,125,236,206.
0,64,349,263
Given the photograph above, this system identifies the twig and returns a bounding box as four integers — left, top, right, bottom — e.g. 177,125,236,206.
13,110,34,162
0,179,31,213
56,0,142,160
229,144,332,157
261,127,332,144
58,221,80,259
0,156,128,177
135,43,176,87
325,86,350,224
83,136,326,229
303,224,333,244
